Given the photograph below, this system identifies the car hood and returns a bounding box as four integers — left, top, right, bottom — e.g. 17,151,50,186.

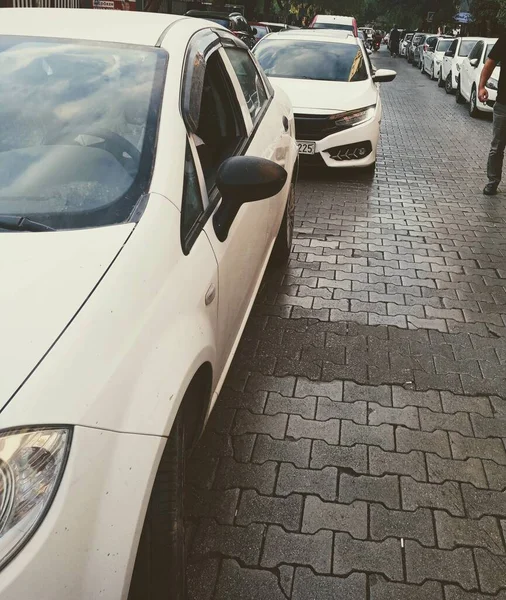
268,77,377,114
0,224,134,413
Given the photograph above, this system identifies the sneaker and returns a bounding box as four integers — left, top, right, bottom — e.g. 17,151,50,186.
483,182,499,195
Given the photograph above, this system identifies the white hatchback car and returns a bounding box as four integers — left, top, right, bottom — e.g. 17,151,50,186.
253,30,396,171
440,37,482,93
457,37,499,116
0,8,298,600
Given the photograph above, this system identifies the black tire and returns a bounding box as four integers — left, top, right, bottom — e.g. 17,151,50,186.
430,64,436,81
456,78,465,104
420,59,425,74
438,70,445,88
128,410,187,600
469,86,479,117
445,72,454,94
363,161,376,177
271,181,295,266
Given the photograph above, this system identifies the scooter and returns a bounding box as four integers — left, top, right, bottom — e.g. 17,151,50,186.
373,40,380,52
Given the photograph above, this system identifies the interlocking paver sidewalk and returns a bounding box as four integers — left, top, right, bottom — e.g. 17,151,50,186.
186,49,506,599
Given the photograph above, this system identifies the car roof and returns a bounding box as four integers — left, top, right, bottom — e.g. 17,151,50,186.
0,8,187,46
269,29,357,44
313,14,354,24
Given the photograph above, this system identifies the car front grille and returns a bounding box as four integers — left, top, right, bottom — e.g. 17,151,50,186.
295,113,346,141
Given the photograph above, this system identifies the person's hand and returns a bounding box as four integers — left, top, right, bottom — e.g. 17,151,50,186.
478,86,489,103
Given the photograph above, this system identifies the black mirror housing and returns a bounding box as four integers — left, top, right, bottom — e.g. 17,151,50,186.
444,50,454,57
214,156,287,241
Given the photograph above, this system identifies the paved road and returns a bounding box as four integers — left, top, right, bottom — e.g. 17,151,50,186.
186,46,506,599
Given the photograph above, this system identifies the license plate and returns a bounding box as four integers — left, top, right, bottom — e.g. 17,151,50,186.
297,141,316,155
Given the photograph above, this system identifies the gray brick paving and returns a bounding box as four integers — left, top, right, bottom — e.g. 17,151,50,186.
186,50,506,598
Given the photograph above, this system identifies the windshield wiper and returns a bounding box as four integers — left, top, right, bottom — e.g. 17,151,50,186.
0,216,55,232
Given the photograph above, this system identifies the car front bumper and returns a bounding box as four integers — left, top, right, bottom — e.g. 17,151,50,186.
297,113,380,168
0,425,164,600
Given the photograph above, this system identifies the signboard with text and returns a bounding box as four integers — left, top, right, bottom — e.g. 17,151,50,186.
93,0,136,9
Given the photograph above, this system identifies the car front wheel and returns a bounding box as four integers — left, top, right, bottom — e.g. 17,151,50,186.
469,86,480,117
128,409,187,600
445,72,454,94
420,60,425,74
438,70,445,87
456,78,465,104
271,181,295,265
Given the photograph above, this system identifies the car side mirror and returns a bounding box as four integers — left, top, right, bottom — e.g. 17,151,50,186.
214,156,287,241
445,50,454,57
373,68,396,83
470,58,479,67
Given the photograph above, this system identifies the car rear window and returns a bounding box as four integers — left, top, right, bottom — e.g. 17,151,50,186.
459,40,478,56
254,39,368,82
0,35,166,230
312,22,354,31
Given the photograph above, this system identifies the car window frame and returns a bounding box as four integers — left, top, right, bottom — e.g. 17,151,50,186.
179,28,273,253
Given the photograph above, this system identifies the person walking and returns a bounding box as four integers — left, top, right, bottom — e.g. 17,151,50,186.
389,25,400,57
479,36,506,195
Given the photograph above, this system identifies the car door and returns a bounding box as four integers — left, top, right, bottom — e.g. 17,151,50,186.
461,41,483,99
180,31,290,379
443,38,458,80
425,38,436,71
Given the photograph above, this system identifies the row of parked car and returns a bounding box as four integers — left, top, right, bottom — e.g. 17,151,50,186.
399,31,499,117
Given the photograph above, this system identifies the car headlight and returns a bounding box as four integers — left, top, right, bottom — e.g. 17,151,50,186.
0,427,71,570
487,77,499,90
330,105,376,129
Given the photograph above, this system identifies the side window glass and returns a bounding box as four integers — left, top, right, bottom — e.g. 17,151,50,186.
181,140,204,239
194,51,245,193
469,42,482,60
449,39,458,53
224,47,269,122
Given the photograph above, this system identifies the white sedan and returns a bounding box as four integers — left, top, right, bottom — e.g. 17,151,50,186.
440,37,482,93
423,36,455,81
457,37,499,116
0,8,297,599
253,30,396,171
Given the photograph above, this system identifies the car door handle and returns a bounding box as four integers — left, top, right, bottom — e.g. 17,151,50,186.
282,116,289,132
205,284,216,306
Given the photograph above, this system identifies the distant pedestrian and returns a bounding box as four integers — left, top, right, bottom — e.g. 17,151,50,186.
389,25,400,57
479,36,506,195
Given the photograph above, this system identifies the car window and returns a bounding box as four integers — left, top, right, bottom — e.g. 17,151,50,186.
448,39,458,54
254,25,269,38
254,39,369,82
468,41,483,60
224,47,268,122
312,22,354,31
459,40,478,56
181,140,204,238
436,39,453,52
194,51,245,193
485,43,496,63
0,35,165,231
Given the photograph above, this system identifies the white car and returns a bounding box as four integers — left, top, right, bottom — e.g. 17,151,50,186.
419,34,439,75
400,32,414,57
309,14,358,36
253,30,396,171
457,37,499,116
440,37,482,93
424,36,455,81
0,8,298,599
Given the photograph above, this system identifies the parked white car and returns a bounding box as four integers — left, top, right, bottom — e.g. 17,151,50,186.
0,8,298,599
253,30,396,171
424,36,455,81
420,34,439,75
457,37,499,116
440,36,482,93
400,32,414,57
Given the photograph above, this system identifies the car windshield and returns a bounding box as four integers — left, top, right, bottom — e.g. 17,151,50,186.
0,36,166,231
459,40,478,56
436,39,453,52
203,16,232,28
254,39,368,82
254,25,269,38
312,23,354,31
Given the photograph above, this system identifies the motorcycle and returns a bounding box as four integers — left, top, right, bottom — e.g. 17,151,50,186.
373,40,380,52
